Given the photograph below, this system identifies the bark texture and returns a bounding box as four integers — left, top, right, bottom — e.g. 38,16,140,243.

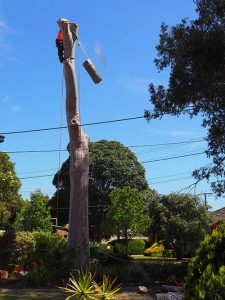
57,19,89,268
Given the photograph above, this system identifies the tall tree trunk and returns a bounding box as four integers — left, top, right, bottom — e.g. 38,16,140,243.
57,19,89,268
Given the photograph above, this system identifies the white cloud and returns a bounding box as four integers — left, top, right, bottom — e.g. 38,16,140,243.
148,128,199,137
94,43,107,65
1,95,10,104
169,130,197,137
190,140,207,148
118,77,150,94
11,105,21,112
0,19,21,66
0,19,21,35
1,95,21,112
0,20,8,31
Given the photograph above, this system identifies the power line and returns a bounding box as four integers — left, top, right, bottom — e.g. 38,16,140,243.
18,169,193,181
141,151,205,164
148,170,192,180
5,150,67,154
2,116,145,135
18,151,205,180
18,168,58,175
2,138,205,154
130,138,205,148
150,176,193,185
19,174,55,180
135,141,205,155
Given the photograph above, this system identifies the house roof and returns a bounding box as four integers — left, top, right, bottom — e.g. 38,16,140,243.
212,207,225,223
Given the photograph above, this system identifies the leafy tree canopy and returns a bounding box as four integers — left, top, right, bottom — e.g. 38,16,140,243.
146,193,211,259
185,223,225,299
146,0,225,196
104,186,150,253
49,140,148,236
21,189,52,232
0,152,22,229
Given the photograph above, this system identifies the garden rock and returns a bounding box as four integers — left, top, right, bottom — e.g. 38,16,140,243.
138,285,148,294
0,271,8,280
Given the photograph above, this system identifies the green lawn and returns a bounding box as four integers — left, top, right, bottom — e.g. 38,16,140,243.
131,255,176,260
0,289,65,300
0,288,153,300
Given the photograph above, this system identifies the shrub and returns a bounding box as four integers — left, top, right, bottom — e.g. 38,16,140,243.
13,231,36,267
99,243,113,253
114,241,126,254
144,241,165,256
140,260,189,282
110,239,146,255
127,239,146,255
23,265,52,288
185,223,225,300
32,231,75,277
13,231,76,286
0,231,16,266
90,242,113,253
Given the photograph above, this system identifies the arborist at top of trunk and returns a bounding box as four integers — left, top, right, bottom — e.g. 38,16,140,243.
55,30,65,63
55,25,78,64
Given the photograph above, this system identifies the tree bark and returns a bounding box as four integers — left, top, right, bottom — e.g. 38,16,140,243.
57,18,89,268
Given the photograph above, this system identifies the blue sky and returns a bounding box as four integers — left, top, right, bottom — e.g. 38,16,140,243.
0,0,223,210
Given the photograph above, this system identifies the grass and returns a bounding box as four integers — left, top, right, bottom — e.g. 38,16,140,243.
0,289,65,299
0,288,154,300
131,255,177,261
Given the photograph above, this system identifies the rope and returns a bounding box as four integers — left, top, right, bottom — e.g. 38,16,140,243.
71,29,89,59
56,68,64,222
77,40,89,59
77,40,81,122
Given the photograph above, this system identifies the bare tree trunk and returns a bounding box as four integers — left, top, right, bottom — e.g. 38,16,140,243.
57,19,89,268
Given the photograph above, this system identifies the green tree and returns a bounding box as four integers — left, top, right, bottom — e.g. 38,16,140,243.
146,0,225,196
0,152,22,229
14,199,30,230
185,223,225,300
0,202,10,228
104,187,150,254
22,189,52,232
148,193,211,259
141,189,162,244
49,140,148,240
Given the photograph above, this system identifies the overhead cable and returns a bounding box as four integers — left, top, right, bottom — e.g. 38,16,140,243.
2,138,205,154
18,151,205,180
2,116,144,135
141,151,205,164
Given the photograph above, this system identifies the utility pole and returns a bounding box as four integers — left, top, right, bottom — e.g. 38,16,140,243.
198,192,213,208
57,18,89,268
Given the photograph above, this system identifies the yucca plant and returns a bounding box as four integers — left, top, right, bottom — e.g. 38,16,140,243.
59,269,96,300
93,275,122,300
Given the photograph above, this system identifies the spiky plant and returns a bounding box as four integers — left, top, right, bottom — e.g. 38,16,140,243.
59,269,96,300
93,275,121,300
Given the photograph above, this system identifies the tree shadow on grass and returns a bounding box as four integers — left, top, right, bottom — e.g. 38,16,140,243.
0,290,65,299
